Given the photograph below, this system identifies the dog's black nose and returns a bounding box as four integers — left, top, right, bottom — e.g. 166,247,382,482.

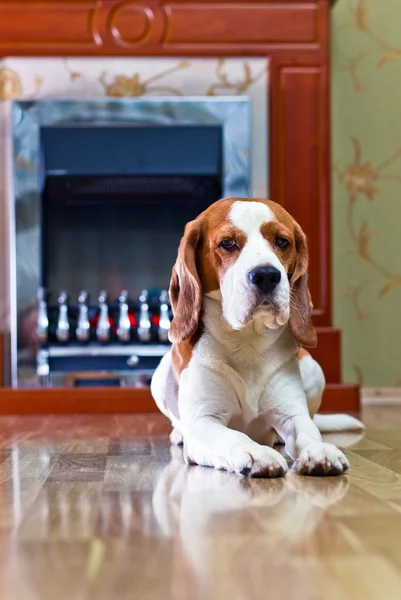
248,266,281,294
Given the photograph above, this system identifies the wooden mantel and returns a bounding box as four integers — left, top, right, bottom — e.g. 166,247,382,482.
0,1,327,57
0,0,360,414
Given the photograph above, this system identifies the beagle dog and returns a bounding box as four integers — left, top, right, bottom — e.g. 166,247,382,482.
151,198,364,477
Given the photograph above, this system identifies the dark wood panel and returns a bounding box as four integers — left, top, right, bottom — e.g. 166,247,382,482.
0,2,99,51
311,327,341,384
0,386,157,414
107,2,155,49
163,3,318,46
321,384,360,414
0,384,359,414
0,0,324,56
0,333,3,388
274,66,330,326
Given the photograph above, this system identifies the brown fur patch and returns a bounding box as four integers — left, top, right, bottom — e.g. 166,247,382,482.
168,217,204,344
297,347,311,361
287,222,317,348
169,198,239,345
171,329,202,378
259,221,297,275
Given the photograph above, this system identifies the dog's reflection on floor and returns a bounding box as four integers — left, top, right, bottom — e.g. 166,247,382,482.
152,431,363,595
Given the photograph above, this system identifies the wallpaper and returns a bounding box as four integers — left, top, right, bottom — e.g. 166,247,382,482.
332,0,401,386
0,57,268,333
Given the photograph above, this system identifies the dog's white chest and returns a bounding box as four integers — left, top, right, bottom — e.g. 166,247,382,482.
194,324,296,423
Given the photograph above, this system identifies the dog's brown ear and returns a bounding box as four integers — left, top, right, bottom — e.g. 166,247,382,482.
288,223,317,348
168,217,203,344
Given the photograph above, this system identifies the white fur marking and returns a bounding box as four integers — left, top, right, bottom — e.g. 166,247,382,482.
230,200,275,233
313,414,365,433
299,355,325,418
220,201,290,329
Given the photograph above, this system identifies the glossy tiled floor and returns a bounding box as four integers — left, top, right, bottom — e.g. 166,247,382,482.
1,407,401,599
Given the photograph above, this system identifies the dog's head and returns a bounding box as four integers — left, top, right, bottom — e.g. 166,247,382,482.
168,198,316,348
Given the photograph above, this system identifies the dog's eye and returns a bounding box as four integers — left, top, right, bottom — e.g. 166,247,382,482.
220,238,237,251
275,237,290,249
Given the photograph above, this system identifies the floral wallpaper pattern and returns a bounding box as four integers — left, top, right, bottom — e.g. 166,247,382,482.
0,57,267,333
332,0,401,386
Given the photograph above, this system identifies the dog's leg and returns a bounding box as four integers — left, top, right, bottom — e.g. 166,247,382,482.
267,358,350,476
179,365,288,478
151,351,174,419
299,352,325,418
169,428,184,446
299,353,364,433
151,352,185,443
184,416,288,477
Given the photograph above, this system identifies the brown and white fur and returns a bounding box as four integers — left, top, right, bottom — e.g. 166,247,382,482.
151,198,364,477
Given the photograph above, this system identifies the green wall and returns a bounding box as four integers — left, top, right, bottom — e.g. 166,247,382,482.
332,0,401,386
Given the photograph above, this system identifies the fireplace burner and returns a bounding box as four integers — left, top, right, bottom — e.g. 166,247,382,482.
34,287,172,388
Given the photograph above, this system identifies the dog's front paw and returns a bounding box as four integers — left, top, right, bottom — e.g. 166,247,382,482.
295,443,349,476
233,445,288,478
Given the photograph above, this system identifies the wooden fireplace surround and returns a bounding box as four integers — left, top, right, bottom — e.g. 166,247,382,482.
0,0,360,414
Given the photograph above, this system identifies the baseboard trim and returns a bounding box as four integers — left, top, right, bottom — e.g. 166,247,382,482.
362,388,401,405
0,383,359,415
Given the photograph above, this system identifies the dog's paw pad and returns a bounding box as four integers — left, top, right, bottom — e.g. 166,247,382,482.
296,443,349,476
235,448,288,478
239,456,254,476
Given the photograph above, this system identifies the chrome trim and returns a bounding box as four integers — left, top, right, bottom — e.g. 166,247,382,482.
47,344,169,358
76,290,90,342
158,289,171,343
7,105,18,387
48,370,154,387
36,287,49,344
116,289,131,342
56,291,70,342
127,354,140,367
96,290,111,343
137,289,151,343
37,349,50,387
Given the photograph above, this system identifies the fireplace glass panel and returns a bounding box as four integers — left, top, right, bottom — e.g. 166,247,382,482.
41,123,223,299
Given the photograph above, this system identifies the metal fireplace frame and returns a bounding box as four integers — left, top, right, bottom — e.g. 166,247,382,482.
9,96,252,388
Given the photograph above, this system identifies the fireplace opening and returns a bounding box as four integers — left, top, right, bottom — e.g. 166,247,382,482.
40,123,223,300
11,97,251,387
